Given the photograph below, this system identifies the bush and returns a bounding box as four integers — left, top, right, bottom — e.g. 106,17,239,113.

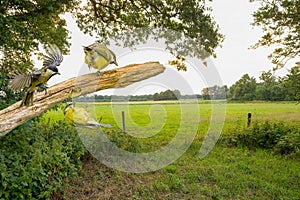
221,121,300,157
0,120,86,199
275,130,300,156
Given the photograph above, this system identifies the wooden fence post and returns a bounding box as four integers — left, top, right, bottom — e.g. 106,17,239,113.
247,112,252,127
122,111,126,133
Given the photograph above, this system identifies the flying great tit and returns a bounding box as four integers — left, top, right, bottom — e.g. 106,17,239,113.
9,45,63,107
63,103,112,128
83,42,118,73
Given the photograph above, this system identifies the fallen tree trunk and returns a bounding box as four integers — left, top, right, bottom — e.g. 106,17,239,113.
0,62,165,135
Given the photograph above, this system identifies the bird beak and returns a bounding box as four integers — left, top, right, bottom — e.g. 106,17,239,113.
57,72,61,75
114,61,118,66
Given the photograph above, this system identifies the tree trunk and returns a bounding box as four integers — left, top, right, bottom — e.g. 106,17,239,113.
0,62,165,135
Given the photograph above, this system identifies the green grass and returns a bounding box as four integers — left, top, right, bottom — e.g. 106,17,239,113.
44,102,300,199
47,101,300,126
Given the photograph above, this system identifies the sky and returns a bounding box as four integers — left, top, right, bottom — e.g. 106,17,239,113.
45,1,291,95
208,0,285,85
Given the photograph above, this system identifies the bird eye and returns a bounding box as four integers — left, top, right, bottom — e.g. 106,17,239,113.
84,47,92,51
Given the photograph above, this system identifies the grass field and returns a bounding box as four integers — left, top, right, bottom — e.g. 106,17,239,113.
44,102,300,199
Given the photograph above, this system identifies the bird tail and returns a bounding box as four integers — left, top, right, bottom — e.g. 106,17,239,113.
20,91,34,107
97,122,112,128
87,120,112,128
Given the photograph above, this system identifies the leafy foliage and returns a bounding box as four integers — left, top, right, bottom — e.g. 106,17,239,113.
221,121,300,157
0,120,85,199
76,0,224,59
0,0,78,107
255,70,282,101
0,71,25,110
201,85,227,100
153,89,181,101
250,0,300,69
227,66,300,101
0,0,76,73
0,0,223,100
76,89,200,102
227,74,257,101
281,65,300,101
0,0,223,105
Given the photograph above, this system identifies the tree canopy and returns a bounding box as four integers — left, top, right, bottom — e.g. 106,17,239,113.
0,0,77,73
0,0,223,108
76,0,224,60
228,74,257,101
227,66,300,101
250,0,300,69
0,0,223,73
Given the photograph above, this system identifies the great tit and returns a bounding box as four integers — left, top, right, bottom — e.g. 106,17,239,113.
83,42,118,73
63,103,112,128
9,45,63,106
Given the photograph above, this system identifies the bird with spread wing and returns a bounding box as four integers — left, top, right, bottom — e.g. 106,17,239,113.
9,45,63,106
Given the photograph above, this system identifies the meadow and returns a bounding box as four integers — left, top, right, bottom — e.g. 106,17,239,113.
44,102,300,199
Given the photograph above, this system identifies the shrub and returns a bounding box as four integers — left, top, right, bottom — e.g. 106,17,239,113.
0,120,86,199
275,130,300,156
221,121,300,156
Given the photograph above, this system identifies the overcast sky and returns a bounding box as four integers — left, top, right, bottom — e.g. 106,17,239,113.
46,1,291,95
209,0,280,86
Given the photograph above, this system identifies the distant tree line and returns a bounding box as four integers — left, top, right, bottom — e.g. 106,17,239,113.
152,89,201,101
201,85,228,100
226,66,299,101
76,89,201,102
76,66,299,102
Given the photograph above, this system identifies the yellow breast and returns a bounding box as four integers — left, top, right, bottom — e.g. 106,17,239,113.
93,56,109,70
85,51,110,70
64,107,74,125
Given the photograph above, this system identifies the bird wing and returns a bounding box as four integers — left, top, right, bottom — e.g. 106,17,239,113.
8,74,32,92
107,48,117,62
8,45,62,93
8,71,41,92
94,48,110,62
43,44,63,68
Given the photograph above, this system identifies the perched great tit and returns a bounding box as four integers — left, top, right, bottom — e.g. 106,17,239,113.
9,45,63,106
63,103,112,128
83,42,118,72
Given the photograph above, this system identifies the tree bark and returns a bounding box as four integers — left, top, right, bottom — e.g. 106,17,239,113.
0,62,165,135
